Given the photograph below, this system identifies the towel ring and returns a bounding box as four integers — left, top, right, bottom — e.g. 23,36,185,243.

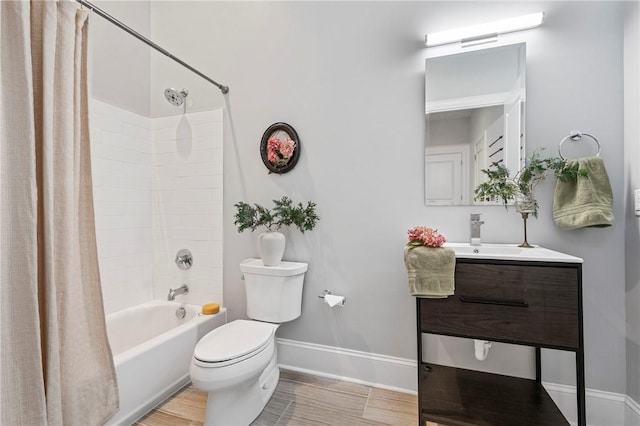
558,131,601,160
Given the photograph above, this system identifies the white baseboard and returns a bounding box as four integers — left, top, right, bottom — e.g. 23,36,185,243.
542,382,633,425
625,396,640,425
277,338,640,425
276,338,417,394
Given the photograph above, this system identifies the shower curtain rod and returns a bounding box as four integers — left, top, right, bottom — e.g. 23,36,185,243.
76,0,229,94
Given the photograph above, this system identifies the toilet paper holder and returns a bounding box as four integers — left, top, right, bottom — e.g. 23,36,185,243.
318,289,346,306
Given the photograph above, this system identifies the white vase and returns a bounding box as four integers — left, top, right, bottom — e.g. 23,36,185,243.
258,231,286,266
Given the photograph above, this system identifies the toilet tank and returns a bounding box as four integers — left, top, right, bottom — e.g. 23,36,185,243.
240,259,308,323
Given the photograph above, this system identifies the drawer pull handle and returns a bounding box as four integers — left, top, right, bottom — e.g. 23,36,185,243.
459,296,529,308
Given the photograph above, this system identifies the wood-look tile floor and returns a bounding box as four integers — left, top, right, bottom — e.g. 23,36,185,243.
136,369,426,426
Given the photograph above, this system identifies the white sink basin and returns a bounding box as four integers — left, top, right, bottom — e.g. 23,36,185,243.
444,243,583,263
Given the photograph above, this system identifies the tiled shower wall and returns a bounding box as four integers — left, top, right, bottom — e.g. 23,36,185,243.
90,100,153,314
150,110,224,307
90,100,223,314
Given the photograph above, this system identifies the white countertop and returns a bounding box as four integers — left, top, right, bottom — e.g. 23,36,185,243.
443,243,583,263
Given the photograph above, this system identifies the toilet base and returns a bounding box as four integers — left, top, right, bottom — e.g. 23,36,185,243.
202,354,280,426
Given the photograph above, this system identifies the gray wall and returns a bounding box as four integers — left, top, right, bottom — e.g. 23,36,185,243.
148,1,627,395
624,1,640,404
90,0,151,116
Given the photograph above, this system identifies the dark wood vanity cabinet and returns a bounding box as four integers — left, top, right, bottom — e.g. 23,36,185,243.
417,258,585,426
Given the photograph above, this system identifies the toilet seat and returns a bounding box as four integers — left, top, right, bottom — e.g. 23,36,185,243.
194,320,275,368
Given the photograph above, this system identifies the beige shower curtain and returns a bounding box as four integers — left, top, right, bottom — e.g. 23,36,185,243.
0,1,119,424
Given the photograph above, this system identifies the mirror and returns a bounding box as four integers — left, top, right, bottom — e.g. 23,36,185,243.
425,43,526,206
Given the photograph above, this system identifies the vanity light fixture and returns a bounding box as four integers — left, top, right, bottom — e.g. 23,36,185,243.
425,12,544,47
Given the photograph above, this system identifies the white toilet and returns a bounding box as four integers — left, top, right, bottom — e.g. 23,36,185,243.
190,258,308,426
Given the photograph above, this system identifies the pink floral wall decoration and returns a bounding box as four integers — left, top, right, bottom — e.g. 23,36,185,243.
260,122,300,174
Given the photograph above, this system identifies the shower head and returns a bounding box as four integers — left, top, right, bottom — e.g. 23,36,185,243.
164,88,189,107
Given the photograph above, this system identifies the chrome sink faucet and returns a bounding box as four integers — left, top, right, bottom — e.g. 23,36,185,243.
167,284,189,301
470,213,485,246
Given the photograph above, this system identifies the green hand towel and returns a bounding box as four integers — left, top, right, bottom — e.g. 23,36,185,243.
553,156,613,230
404,246,455,298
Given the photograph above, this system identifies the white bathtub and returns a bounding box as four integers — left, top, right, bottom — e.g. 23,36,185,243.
104,300,226,426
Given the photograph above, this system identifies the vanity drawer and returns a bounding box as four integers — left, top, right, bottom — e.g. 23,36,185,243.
419,262,580,349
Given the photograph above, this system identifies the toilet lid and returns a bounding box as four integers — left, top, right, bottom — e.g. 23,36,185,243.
194,320,275,363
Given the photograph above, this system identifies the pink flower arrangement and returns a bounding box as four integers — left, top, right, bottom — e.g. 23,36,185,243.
267,137,296,168
407,226,446,248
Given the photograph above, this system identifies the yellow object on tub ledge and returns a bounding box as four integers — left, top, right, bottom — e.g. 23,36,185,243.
202,303,220,315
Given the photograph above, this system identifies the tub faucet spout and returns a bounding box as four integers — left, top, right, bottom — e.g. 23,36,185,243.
168,284,189,301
